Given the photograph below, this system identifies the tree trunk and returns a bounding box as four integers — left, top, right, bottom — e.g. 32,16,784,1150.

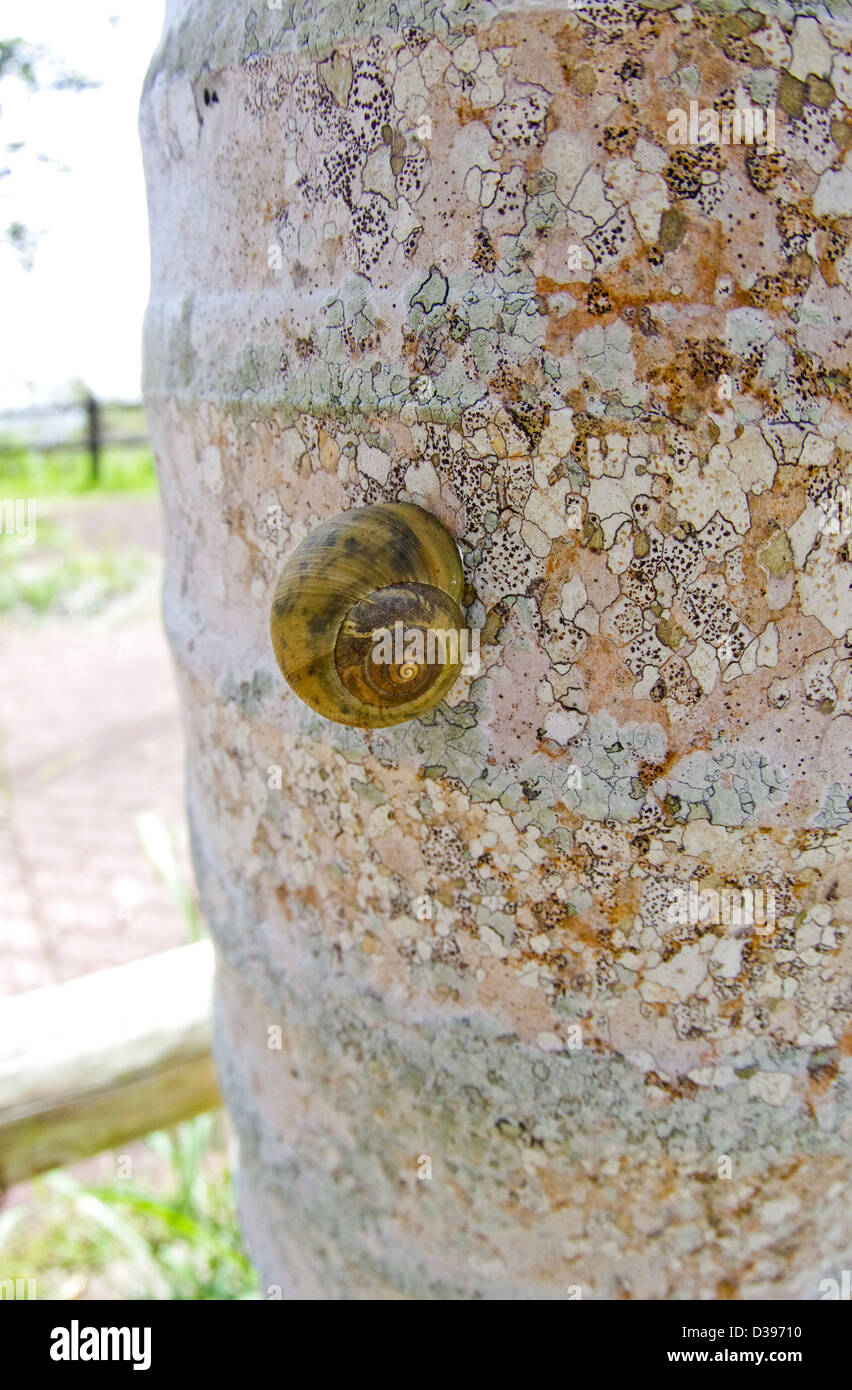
141,1,852,1298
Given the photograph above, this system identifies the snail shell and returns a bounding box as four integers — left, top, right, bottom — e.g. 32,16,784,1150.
270,503,466,728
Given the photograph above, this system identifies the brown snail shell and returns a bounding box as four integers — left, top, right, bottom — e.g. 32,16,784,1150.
269,503,467,728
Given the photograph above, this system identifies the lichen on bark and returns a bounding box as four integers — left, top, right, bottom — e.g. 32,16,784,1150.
143,0,852,1297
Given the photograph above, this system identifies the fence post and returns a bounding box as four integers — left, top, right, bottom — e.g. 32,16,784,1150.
86,393,101,485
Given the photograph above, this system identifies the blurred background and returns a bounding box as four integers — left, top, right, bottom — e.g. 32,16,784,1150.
0,1,258,1299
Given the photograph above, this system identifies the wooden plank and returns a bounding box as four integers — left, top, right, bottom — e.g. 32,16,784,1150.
0,941,219,1187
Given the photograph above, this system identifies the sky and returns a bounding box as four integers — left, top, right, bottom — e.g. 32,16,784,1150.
0,1,165,408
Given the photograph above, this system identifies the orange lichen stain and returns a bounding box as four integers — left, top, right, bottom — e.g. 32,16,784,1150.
455,97,489,126
538,229,733,357
807,1055,840,1098
838,1021,852,1057
536,1167,588,1214
573,635,668,728
296,882,322,912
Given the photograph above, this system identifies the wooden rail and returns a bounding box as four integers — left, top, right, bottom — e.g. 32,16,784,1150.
0,942,219,1187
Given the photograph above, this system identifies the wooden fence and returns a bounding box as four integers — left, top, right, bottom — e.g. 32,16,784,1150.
0,398,148,484
0,942,219,1187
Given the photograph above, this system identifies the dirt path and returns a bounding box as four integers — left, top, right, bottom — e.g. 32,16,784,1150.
0,498,193,994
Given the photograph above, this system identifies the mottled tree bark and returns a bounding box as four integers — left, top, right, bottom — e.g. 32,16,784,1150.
142,0,852,1298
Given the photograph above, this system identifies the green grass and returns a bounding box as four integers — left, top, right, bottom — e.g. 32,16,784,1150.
0,518,151,615
0,1116,261,1301
0,444,157,497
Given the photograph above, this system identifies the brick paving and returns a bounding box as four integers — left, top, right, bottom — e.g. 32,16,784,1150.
0,499,193,996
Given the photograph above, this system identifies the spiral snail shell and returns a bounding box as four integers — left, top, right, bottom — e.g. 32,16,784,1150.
269,503,467,728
